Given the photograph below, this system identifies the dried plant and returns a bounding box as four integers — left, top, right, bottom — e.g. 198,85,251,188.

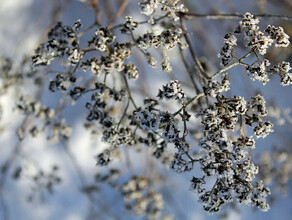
1,0,292,219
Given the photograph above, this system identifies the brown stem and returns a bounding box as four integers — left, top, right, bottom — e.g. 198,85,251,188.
181,12,292,21
211,50,253,80
180,19,210,80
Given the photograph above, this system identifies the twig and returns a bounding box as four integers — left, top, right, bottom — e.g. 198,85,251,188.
182,110,188,140
240,115,245,136
117,98,130,128
181,12,292,21
180,19,210,80
211,50,253,80
108,0,130,29
109,13,169,30
210,179,220,196
178,47,201,95
122,74,138,109
78,22,99,38
185,152,200,163
173,92,204,116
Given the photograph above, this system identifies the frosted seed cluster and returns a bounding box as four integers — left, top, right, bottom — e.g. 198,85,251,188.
26,2,292,216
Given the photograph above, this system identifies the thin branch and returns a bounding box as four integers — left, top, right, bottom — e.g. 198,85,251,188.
109,13,169,30
211,50,253,80
210,179,220,196
173,92,204,116
117,98,130,128
108,0,130,29
185,152,200,163
181,12,292,21
182,110,188,140
178,47,201,95
78,22,99,38
240,115,245,137
180,19,210,80
122,74,138,109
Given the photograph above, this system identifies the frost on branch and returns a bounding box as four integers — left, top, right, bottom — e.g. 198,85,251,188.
192,89,274,213
219,12,290,86
157,80,186,101
139,0,187,21
23,2,292,218
32,20,82,68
